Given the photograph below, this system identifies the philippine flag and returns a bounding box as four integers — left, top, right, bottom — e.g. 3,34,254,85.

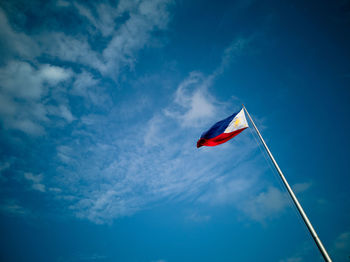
197,108,249,148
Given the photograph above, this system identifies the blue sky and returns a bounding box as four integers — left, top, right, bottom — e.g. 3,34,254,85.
0,0,350,261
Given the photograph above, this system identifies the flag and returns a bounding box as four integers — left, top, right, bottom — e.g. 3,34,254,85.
197,108,249,148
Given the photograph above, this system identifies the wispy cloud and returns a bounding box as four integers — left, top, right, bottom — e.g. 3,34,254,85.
0,199,31,217
56,0,70,8
332,229,350,261
23,172,46,192
186,211,211,223
71,71,110,107
39,0,173,79
0,9,40,60
285,228,350,262
0,0,173,136
292,182,312,194
73,2,117,37
240,180,313,222
164,72,217,127
0,61,73,135
279,242,313,262
280,256,303,262
241,186,290,221
0,1,285,226
48,35,260,224
334,231,350,250
57,252,108,262
213,37,252,77
0,161,10,173
198,172,257,206
164,37,251,128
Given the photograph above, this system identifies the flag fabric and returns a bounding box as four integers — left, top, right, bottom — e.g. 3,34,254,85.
197,108,249,148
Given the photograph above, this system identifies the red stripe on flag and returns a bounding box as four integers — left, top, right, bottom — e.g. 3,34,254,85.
196,128,247,148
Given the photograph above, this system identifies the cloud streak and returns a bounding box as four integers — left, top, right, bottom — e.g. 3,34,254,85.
0,1,307,226
23,172,46,192
0,61,73,135
44,34,263,224
0,199,31,217
40,0,173,79
0,0,173,136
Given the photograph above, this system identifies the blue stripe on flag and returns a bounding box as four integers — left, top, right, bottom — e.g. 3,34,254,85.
200,111,239,139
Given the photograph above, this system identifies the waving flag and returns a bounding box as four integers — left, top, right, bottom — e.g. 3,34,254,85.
197,108,249,148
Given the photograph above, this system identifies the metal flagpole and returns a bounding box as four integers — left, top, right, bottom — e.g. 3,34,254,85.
242,105,332,262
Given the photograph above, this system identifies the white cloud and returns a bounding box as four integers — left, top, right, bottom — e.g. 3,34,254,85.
198,176,255,206
0,61,73,134
0,161,11,173
73,2,117,37
40,0,173,79
60,253,108,262
0,3,260,224
143,115,166,146
45,34,258,224
292,182,312,194
10,119,45,136
72,71,99,95
164,37,251,128
0,8,40,59
49,187,62,193
39,32,104,72
334,231,350,250
0,199,30,216
53,85,259,223
241,186,289,221
72,190,143,224
1,61,47,99
332,230,350,261
99,0,173,78
239,181,313,222
0,0,174,137
55,115,249,223
164,72,217,127
0,161,11,182
279,256,303,262
186,212,211,223
39,64,72,84
56,0,70,8
58,105,76,123
24,172,46,192
214,37,251,76
279,242,314,262
57,145,75,164
72,71,110,106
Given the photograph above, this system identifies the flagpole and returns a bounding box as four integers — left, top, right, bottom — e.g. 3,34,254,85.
242,105,332,262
